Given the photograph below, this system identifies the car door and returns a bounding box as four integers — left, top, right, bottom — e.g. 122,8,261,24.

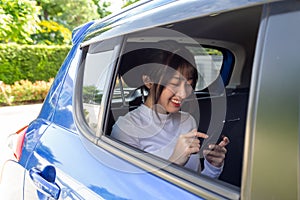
21,35,211,200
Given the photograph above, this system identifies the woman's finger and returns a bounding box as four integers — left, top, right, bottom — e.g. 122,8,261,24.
218,136,230,147
203,148,226,157
184,129,208,139
208,144,227,153
196,132,209,139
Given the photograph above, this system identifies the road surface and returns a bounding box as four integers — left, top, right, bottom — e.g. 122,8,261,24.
0,103,42,168
0,103,42,135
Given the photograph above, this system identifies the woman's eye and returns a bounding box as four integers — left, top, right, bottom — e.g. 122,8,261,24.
169,82,179,86
185,82,192,87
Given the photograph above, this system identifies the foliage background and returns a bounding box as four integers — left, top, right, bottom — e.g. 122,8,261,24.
0,0,40,44
0,44,70,84
0,0,140,105
0,0,119,45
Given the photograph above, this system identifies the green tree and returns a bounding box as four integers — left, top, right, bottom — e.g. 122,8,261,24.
31,20,72,45
37,0,99,30
122,0,140,8
82,85,102,104
0,0,40,44
92,0,111,18
0,0,135,45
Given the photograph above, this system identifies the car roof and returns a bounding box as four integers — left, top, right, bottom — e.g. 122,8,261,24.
80,0,280,47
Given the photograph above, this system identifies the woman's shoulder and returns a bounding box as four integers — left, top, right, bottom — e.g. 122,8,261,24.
176,110,194,118
173,111,196,123
116,105,150,126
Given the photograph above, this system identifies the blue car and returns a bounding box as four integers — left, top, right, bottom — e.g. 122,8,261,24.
1,0,299,199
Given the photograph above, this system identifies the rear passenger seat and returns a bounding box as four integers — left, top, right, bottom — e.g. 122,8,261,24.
219,88,249,186
194,88,249,187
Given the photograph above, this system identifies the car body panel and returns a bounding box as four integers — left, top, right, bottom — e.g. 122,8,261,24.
23,123,204,200
243,1,300,199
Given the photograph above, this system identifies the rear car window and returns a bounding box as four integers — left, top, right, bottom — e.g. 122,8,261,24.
82,37,122,133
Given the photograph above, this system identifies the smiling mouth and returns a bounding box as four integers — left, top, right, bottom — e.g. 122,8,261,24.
171,99,181,107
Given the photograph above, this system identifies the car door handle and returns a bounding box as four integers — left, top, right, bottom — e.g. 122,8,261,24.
29,166,61,199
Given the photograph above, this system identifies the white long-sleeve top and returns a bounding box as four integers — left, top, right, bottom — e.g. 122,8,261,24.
111,104,222,178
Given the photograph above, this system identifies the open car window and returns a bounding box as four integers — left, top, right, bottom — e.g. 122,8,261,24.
107,28,233,174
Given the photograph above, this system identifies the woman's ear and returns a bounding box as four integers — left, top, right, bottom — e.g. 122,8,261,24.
142,75,153,89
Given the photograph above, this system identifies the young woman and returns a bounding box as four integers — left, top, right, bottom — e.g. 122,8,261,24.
111,42,229,178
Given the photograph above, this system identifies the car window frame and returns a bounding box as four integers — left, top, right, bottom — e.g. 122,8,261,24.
74,34,240,199
99,35,240,199
74,36,124,142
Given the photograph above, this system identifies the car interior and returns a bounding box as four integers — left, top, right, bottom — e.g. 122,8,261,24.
104,5,263,187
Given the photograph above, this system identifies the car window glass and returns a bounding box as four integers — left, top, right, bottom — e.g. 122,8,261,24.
187,46,223,90
82,38,121,133
112,76,139,105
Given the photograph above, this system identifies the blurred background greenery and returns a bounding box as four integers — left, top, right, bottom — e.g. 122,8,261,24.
0,0,139,105
0,0,140,45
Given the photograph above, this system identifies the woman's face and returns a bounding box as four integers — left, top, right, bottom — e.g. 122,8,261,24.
156,70,193,114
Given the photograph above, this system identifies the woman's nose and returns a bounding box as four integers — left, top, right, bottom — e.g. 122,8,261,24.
176,83,188,99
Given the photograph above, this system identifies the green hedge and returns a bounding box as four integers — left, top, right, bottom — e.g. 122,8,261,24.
0,44,71,84
0,79,54,106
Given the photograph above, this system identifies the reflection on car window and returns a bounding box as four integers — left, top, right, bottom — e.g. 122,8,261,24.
82,38,121,132
112,76,139,105
187,47,223,90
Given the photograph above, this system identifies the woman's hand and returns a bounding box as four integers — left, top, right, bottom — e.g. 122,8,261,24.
169,129,208,166
203,136,230,168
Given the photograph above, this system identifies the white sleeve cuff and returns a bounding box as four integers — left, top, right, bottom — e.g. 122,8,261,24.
201,159,223,178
